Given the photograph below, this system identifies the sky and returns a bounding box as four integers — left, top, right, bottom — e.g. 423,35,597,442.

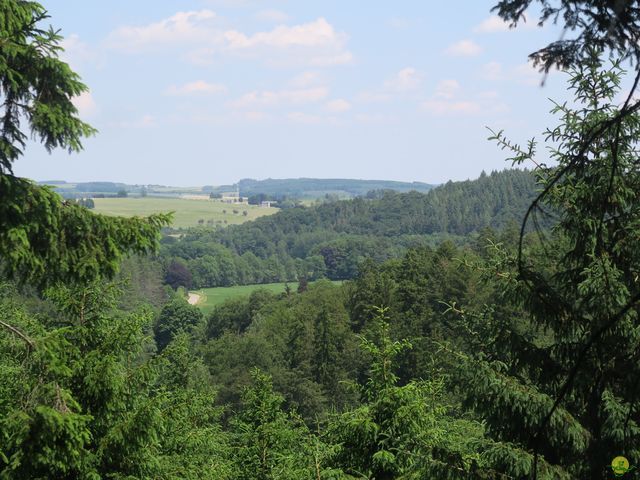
16,1,575,186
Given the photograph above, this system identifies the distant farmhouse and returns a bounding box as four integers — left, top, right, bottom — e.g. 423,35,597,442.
217,187,248,204
221,195,249,204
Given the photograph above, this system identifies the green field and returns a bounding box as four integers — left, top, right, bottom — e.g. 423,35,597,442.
191,280,342,314
93,197,277,229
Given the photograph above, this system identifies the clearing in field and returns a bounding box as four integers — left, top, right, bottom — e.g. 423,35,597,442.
93,197,277,229
191,281,342,314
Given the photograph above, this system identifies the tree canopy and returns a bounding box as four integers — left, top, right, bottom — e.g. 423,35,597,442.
3,1,640,479
0,1,170,287
493,0,640,72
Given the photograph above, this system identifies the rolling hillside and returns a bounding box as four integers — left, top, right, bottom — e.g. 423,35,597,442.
163,168,542,288
93,197,277,229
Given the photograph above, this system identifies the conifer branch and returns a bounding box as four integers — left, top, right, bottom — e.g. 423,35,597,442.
0,319,35,350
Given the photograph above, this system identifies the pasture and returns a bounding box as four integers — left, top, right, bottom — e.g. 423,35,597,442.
93,197,277,229
191,280,343,314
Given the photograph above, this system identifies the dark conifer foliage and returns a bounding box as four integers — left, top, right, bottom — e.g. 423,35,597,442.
451,58,640,479
4,1,640,478
493,0,640,72
164,169,539,288
0,2,170,288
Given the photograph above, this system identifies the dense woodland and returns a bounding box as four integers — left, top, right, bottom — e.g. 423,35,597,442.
2,1,640,479
163,168,537,288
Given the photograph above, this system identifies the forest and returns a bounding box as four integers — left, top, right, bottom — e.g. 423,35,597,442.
163,168,537,289
2,1,640,479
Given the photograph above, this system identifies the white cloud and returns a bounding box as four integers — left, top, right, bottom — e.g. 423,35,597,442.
255,9,290,23
389,17,411,29
287,111,324,124
289,71,323,88
481,61,504,81
421,80,508,116
474,13,535,33
134,114,156,128
514,61,544,86
242,111,271,121
384,67,422,92
231,87,329,108
165,80,227,96
357,67,423,104
434,79,460,99
72,91,98,117
105,10,218,52
224,18,342,50
355,91,392,103
201,0,251,6
61,34,102,70
480,60,551,85
355,113,391,124
445,39,482,57
106,13,352,67
117,114,157,128
325,99,351,113
478,90,500,99
422,100,481,115
307,51,353,67
473,15,510,33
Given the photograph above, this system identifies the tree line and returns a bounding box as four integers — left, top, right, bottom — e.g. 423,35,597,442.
2,1,640,478
162,168,539,289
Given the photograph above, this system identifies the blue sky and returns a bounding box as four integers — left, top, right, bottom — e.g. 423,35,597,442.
16,1,573,186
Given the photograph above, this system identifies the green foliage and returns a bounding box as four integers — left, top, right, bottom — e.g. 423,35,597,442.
154,295,203,351
328,310,486,479
0,1,96,173
0,175,171,287
453,58,640,478
205,288,275,338
116,255,168,312
165,169,535,289
230,368,337,480
4,3,640,477
0,1,171,287
155,334,233,479
164,259,193,290
0,281,233,479
492,0,640,72
0,282,162,479
202,281,360,420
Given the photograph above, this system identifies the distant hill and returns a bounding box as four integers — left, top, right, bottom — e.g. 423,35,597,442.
39,181,133,198
39,178,436,200
215,169,538,241
234,178,435,198
164,168,543,288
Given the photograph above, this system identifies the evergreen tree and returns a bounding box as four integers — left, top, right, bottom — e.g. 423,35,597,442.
327,309,487,479
456,57,640,478
0,282,165,478
0,1,170,289
230,368,335,479
155,333,233,479
154,295,203,351
492,0,640,72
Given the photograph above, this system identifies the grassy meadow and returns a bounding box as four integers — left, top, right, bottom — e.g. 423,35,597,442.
191,280,342,314
93,197,277,229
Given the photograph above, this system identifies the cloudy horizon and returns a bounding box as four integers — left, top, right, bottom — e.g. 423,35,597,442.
16,1,569,186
